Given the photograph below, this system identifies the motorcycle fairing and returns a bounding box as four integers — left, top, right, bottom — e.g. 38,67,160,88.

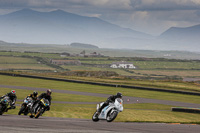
98,104,114,119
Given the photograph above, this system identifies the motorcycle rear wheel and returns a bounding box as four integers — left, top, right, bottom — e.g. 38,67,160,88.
92,112,99,122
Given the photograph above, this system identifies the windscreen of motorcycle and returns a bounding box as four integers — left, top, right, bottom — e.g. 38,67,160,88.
116,98,123,104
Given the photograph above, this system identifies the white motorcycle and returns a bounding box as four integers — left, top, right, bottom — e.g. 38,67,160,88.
18,96,33,115
92,98,123,122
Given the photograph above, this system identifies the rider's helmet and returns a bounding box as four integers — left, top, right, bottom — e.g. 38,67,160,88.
47,89,52,96
33,91,38,97
116,92,122,98
11,90,16,95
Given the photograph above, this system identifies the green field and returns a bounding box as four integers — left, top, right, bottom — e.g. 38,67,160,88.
0,56,55,71
1,44,200,123
1,75,200,103
1,43,200,59
1,51,200,80
133,70,200,77
133,61,200,70
1,75,200,123
12,72,200,93
61,65,133,76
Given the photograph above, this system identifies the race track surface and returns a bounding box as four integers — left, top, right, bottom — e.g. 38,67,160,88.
0,115,200,133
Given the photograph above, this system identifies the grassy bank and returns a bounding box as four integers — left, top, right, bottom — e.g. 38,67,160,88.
1,75,200,123
6,103,200,124
1,75,200,104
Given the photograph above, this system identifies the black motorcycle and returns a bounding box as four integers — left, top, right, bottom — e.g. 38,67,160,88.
0,96,10,115
33,98,50,119
18,96,33,115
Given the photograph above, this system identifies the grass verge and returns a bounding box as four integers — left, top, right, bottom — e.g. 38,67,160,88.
4,103,200,124
1,75,200,123
1,75,200,104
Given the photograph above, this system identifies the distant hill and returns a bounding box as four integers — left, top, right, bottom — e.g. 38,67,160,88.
0,9,200,51
0,40,7,44
156,24,200,51
70,43,99,49
0,9,152,48
159,24,200,44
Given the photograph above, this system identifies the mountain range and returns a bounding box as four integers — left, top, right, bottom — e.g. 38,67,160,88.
0,9,199,51
160,24,200,43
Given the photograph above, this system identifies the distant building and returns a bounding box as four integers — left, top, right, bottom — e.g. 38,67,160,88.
163,54,171,57
88,52,101,57
110,61,136,69
51,60,81,65
68,51,104,57
60,52,70,57
80,50,86,55
84,52,104,57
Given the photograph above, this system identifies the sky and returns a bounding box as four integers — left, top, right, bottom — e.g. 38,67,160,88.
0,0,200,36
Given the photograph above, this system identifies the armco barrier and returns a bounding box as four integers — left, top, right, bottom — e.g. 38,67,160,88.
1,72,200,96
172,107,200,113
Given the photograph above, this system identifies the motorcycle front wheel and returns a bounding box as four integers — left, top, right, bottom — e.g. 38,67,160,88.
106,110,118,122
18,105,25,115
0,105,3,115
92,111,99,122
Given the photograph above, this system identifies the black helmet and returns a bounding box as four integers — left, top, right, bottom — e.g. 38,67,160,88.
47,89,52,96
116,92,122,98
33,91,38,97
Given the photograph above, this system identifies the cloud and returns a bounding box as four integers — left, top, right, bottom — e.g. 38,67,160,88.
1,0,200,12
126,10,200,35
130,0,200,11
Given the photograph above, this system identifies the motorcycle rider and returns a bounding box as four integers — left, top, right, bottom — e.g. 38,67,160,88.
30,89,52,117
0,90,17,111
27,91,38,112
97,92,122,114
27,91,38,101
37,89,52,106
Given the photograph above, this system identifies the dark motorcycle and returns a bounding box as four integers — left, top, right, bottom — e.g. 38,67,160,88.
0,96,11,115
33,98,50,119
18,96,33,115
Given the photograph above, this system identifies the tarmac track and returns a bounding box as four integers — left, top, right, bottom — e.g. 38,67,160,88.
0,115,200,133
